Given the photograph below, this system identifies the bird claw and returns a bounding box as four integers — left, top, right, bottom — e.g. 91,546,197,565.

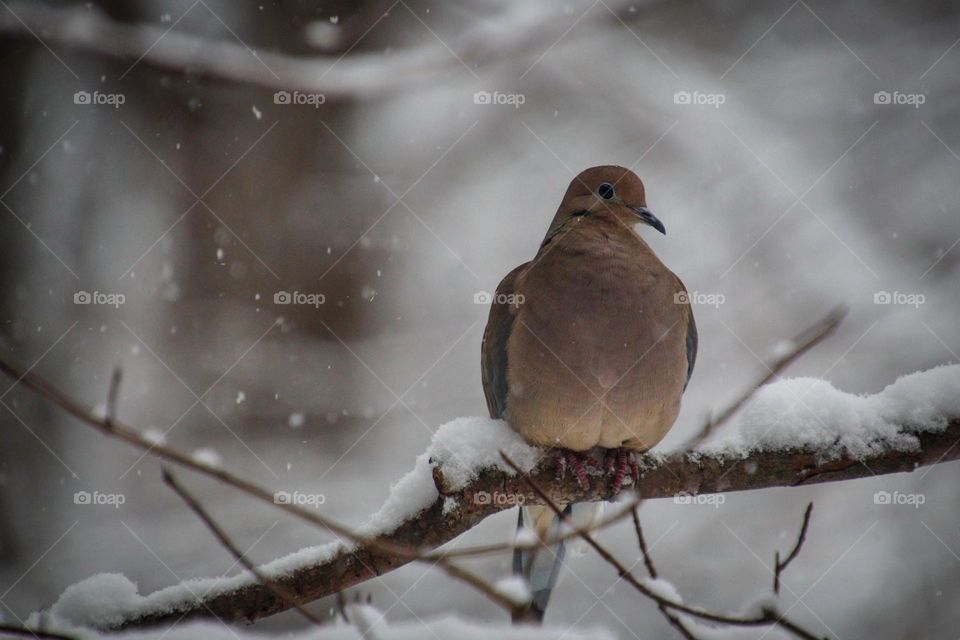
603,448,640,495
553,449,591,491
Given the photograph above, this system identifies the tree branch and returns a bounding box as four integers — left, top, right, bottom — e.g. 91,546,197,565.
0,1,633,98
3,354,957,629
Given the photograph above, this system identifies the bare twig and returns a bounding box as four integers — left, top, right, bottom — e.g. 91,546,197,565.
631,506,658,580
498,452,822,640
684,306,846,449
0,352,417,558
774,502,814,595
161,467,325,625
630,508,700,640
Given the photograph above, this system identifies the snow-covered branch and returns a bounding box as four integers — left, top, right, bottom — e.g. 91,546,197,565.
0,1,634,98
4,349,958,631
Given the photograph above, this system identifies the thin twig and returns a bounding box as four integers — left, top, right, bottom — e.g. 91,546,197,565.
499,451,822,640
774,502,814,594
631,507,658,580
631,508,701,640
161,467,325,625
684,306,846,449
0,353,415,558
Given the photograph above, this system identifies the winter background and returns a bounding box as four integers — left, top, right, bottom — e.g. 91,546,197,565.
0,0,958,638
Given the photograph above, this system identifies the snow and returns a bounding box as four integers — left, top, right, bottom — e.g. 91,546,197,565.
639,577,683,603
703,364,960,458
27,603,615,639
35,543,345,630
43,573,142,629
190,448,223,468
359,416,540,535
494,576,532,605
288,412,305,428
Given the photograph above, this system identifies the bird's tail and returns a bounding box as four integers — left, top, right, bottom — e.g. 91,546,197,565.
512,503,602,623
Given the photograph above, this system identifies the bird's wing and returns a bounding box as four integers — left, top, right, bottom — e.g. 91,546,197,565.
481,262,529,419
677,279,698,391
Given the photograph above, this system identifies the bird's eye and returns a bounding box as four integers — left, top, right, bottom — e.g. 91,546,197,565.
597,183,615,200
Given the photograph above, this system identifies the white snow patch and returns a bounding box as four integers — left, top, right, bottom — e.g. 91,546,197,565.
703,365,960,458
288,412,305,428
442,496,459,515
45,573,142,629
495,576,532,605
31,602,613,638
359,417,541,536
141,428,166,446
639,577,682,603
428,417,542,490
190,448,222,468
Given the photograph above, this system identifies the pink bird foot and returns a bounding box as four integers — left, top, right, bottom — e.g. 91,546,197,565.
553,449,592,491
603,448,640,495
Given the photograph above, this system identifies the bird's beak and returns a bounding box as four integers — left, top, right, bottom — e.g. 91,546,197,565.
629,206,666,235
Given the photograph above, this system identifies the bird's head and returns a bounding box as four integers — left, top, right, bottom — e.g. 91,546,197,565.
544,165,665,243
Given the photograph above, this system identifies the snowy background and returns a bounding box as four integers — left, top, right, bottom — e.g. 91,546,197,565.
1,0,958,638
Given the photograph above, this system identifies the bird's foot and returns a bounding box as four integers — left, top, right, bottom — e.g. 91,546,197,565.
603,448,640,496
553,449,592,491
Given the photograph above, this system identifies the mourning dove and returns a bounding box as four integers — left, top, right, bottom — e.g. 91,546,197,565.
481,165,697,621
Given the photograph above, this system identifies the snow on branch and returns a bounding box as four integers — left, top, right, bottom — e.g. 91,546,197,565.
3,351,958,631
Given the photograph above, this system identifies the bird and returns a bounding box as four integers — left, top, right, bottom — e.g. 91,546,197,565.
480,165,697,622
